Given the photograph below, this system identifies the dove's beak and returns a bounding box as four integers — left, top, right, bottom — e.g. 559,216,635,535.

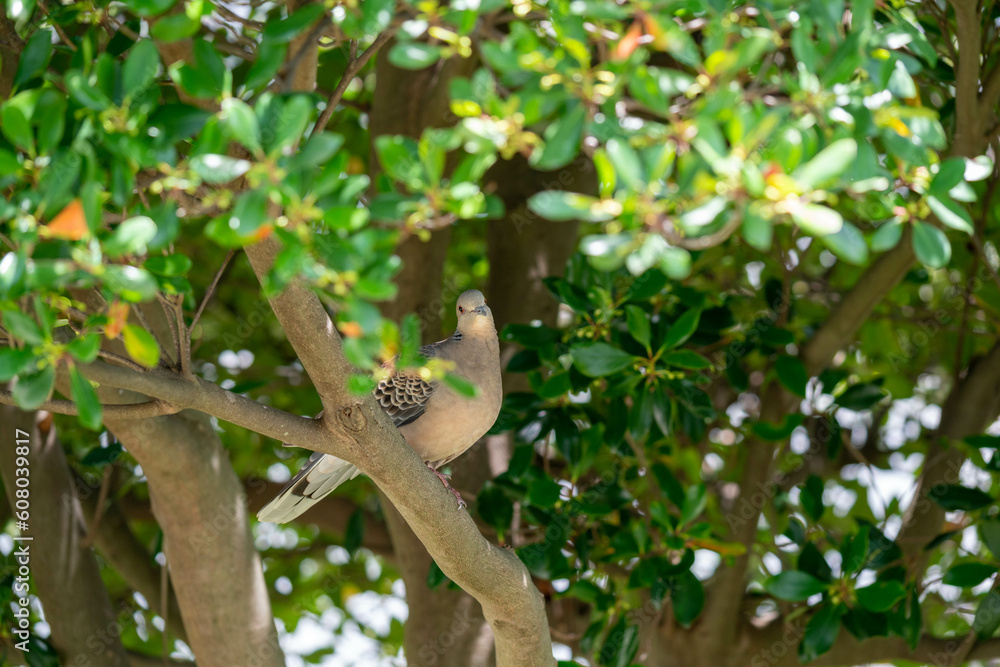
474,305,488,316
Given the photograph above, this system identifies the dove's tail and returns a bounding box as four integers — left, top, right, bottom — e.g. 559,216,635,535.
257,451,361,523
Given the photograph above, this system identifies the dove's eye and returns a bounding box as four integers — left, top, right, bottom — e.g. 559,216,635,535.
458,306,465,314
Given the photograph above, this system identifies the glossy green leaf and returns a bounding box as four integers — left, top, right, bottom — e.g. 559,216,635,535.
572,343,635,377
11,366,55,410
799,605,842,662
123,324,161,368
765,571,827,601
856,580,906,612
911,221,951,268
929,484,994,511
942,562,997,588
69,364,103,430
661,309,700,350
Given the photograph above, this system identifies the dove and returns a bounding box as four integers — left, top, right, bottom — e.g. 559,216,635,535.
258,290,501,523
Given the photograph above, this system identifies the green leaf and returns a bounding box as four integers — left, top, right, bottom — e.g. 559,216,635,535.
788,201,844,236
14,29,53,88
69,364,103,430
65,70,112,110
529,193,618,223
0,105,33,151
930,158,966,195
66,334,101,363
942,562,997,588
262,4,325,42
794,138,857,189
752,413,804,441
531,101,586,171
527,475,562,508
912,221,951,268
343,508,365,554
764,571,828,601
80,442,124,467
680,484,707,526
929,484,994,511
289,132,344,170
104,216,158,257
835,383,886,410
244,41,288,89
871,221,903,252
799,605,842,662
122,39,161,99
801,475,825,521
742,207,773,251
443,373,478,398
822,222,869,265
671,571,705,627
123,324,161,368
625,305,650,348
926,195,974,234
661,309,700,350
0,348,37,382
12,366,55,410
571,342,635,377
104,265,158,302
220,98,261,152
2,311,44,345
606,138,644,189
662,350,712,370
775,355,809,397
981,520,1000,559
348,373,376,396
190,154,251,184
856,580,906,612
973,590,1000,638
387,42,444,70
151,13,200,42
144,254,193,276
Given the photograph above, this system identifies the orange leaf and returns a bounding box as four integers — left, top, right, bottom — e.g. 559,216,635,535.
105,301,129,339
339,321,364,338
41,199,88,241
613,21,644,61
251,224,273,242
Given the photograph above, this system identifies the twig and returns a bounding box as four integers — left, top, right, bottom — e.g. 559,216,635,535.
190,249,235,336
214,3,264,31
0,391,181,418
80,466,113,548
313,28,397,136
98,349,152,374
131,304,174,369
38,0,77,51
156,293,182,368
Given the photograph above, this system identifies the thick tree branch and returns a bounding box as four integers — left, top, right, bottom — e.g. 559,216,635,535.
242,235,555,667
0,391,180,418
0,409,130,666
78,361,325,447
748,620,1000,667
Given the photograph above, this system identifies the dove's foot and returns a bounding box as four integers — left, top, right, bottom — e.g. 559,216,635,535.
428,464,467,510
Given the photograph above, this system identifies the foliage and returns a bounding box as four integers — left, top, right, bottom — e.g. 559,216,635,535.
0,0,999,665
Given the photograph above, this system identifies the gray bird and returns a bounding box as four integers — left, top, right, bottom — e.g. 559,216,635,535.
257,289,501,523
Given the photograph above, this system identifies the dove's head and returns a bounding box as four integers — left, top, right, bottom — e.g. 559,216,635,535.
455,289,494,335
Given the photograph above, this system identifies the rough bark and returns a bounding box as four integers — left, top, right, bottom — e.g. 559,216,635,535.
0,408,130,666
0,12,23,100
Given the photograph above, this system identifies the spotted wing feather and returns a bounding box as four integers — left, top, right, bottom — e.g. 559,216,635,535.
374,341,443,428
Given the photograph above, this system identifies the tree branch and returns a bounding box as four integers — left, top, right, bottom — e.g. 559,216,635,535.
0,391,180,419
242,235,556,667
0,409,131,666
77,361,325,447
313,28,396,136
